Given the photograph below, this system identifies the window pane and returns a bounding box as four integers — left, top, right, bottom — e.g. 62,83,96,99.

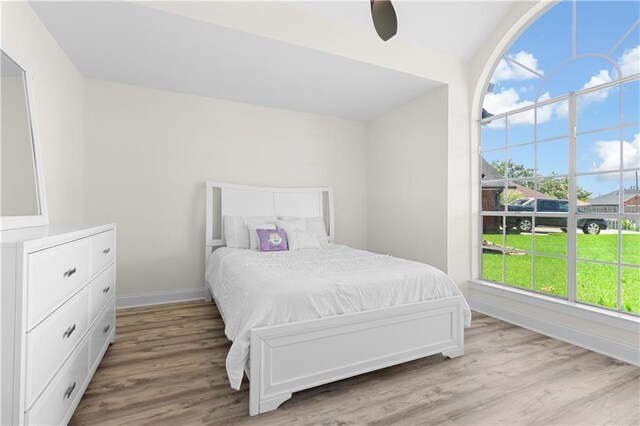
482,216,504,283
505,214,533,235
504,186,522,209
621,267,640,314
482,150,506,178
621,220,640,265
505,253,532,289
507,111,535,145
623,80,639,125
510,178,536,195
534,255,567,298
576,128,621,174
481,120,505,151
623,125,639,170
482,182,505,212
578,173,620,214
537,99,568,141
576,84,621,133
577,261,618,310
537,138,568,177
577,216,611,237
623,170,640,214
507,1,572,72
534,225,567,257
576,1,639,56
613,24,640,78
576,217,617,261
543,58,618,102
507,144,535,177
506,224,532,253
536,177,570,205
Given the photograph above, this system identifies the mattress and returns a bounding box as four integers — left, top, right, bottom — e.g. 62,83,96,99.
205,244,471,390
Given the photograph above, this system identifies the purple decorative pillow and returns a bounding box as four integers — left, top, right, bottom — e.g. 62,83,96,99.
256,229,288,252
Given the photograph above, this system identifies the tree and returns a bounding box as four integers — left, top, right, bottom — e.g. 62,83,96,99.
537,177,592,201
489,160,592,201
490,160,534,179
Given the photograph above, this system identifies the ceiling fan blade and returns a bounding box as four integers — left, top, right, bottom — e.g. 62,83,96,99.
370,0,397,41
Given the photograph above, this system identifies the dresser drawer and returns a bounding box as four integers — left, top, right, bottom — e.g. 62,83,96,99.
89,300,115,371
89,265,115,325
25,341,89,426
90,230,115,277
27,239,90,330
25,286,89,410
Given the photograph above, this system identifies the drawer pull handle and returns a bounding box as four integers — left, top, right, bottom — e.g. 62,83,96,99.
63,324,76,339
103,324,111,334
103,248,111,255
63,267,77,278
103,286,111,294
64,381,76,399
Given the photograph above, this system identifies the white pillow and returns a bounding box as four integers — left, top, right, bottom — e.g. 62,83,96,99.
224,216,247,248
286,229,321,250
276,219,306,232
278,216,329,243
307,217,329,243
223,215,276,248
248,223,276,250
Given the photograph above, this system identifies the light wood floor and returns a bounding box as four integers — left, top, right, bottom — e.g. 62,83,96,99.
71,301,640,426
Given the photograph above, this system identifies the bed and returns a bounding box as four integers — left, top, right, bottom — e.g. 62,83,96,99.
204,182,471,415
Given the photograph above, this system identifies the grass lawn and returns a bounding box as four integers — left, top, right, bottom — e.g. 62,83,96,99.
482,231,640,314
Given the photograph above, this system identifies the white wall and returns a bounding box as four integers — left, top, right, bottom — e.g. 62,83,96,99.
367,87,448,271
83,79,368,297
142,2,474,290
1,2,85,222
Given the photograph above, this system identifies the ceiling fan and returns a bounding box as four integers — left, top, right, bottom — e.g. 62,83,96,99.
370,0,398,41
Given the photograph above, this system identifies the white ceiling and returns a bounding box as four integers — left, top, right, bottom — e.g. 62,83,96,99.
31,1,518,120
30,1,449,121
290,1,517,61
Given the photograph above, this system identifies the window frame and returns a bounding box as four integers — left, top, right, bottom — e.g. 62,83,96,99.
479,74,640,316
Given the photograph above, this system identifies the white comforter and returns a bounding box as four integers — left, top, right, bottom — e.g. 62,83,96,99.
205,244,471,390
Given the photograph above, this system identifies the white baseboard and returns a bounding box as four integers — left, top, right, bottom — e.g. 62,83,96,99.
469,289,640,367
116,288,204,309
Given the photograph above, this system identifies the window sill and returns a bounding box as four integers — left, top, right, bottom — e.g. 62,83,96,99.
469,279,640,333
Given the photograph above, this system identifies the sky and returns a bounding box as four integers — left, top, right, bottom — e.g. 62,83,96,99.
482,0,640,199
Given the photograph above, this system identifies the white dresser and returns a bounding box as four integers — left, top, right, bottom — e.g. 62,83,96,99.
1,224,116,425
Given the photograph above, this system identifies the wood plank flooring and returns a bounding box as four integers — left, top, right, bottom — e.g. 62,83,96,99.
70,301,640,425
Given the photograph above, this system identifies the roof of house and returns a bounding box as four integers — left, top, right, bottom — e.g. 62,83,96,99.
481,158,502,181
588,188,640,206
481,158,516,189
513,184,555,200
481,159,554,199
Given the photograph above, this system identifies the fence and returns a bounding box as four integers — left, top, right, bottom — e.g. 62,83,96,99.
580,205,640,214
606,218,640,231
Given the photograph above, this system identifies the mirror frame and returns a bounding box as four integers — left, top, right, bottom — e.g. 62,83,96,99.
0,45,48,230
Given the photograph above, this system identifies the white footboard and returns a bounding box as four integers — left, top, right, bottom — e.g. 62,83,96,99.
248,296,465,415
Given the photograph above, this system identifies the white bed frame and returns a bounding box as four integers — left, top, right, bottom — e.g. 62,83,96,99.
204,181,465,416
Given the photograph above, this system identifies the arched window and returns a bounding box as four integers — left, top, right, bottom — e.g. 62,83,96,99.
479,0,639,315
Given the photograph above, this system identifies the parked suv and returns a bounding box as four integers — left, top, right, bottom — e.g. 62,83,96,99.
506,198,607,235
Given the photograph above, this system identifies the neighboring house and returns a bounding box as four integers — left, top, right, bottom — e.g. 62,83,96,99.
585,188,640,214
481,159,553,232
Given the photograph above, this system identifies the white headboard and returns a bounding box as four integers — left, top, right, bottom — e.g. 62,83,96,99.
205,181,334,257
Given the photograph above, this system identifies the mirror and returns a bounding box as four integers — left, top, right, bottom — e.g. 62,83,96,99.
1,49,47,230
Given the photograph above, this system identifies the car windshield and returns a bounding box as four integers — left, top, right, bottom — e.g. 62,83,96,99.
510,198,534,206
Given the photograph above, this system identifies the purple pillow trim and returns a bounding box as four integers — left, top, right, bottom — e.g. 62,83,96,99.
256,228,288,252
